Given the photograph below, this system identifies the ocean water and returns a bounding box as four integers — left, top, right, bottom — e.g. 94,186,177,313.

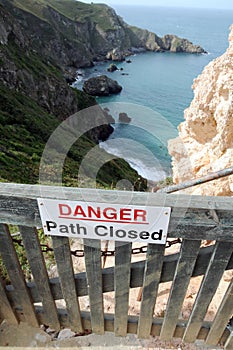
73,6,233,182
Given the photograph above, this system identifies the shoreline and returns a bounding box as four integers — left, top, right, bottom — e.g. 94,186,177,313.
99,139,170,186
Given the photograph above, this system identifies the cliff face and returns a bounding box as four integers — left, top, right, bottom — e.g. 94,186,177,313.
0,4,96,119
1,0,206,79
0,2,146,189
168,25,233,196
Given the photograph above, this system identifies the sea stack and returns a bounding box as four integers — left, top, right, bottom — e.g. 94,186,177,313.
83,75,122,96
168,25,233,196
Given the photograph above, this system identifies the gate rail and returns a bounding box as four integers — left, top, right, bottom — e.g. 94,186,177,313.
1,183,233,348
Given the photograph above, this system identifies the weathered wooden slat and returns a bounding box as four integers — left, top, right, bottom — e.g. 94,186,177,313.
1,195,233,241
206,277,233,345
137,244,166,338
1,192,233,243
2,182,233,345
160,239,201,340
18,225,60,330
0,275,18,325
5,244,233,304
114,242,132,336
183,241,233,343
0,196,39,227
83,239,104,334
169,224,233,241
0,224,38,327
225,332,233,350
52,236,83,332
1,182,233,211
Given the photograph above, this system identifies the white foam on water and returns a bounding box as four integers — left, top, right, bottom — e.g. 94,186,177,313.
99,140,168,182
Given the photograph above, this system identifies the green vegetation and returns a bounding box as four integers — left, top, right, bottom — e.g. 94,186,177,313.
13,0,119,31
0,83,145,189
157,176,173,188
14,0,49,21
2,37,63,80
0,84,58,183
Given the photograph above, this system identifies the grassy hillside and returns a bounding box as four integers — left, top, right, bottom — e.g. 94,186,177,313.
0,83,146,189
0,83,80,183
13,0,119,31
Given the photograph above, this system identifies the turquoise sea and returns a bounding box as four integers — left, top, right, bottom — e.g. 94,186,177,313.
73,6,233,182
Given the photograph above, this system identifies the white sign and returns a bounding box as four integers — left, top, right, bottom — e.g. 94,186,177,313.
37,199,171,245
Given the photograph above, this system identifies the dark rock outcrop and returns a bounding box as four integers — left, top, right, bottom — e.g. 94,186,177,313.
106,48,126,61
83,75,123,96
119,112,131,123
162,34,205,53
0,3,112,141
0,4,86,120
128,27,207,54
107,64,118,72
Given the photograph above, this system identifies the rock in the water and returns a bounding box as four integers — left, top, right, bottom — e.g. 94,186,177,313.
107,63,118,72
168,25,233,196
83,75,122,96
119,112,131,123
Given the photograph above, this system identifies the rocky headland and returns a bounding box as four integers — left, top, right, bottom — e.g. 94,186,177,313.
1,0,206,80
168,25,233,196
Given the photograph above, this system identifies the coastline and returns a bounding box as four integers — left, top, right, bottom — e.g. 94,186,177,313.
71,5,232,188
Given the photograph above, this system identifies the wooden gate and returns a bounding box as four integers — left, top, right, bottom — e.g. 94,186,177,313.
0,182,233,348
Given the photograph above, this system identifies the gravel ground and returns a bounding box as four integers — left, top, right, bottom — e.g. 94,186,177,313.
0,320,223,349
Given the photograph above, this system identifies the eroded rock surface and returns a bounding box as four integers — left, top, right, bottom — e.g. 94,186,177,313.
168,25,233,195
